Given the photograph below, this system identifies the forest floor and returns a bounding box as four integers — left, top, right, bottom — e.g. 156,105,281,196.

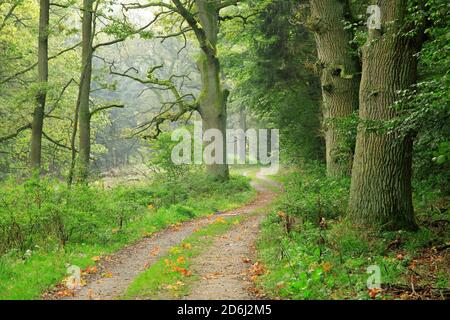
45,169,281,300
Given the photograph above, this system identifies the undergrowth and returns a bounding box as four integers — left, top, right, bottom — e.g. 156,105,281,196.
257,163,449,300
0,172,255,299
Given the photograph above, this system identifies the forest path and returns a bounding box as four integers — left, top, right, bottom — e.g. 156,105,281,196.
51,169,280,300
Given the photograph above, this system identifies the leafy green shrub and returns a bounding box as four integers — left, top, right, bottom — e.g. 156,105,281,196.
0,172,254,257
276,162,350,224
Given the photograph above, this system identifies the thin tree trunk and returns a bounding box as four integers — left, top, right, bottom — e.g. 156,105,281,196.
196,0,229,181
348,0,422,230
308,0,360,177
77,0,94,182
30,0,49,171
67,101,79,186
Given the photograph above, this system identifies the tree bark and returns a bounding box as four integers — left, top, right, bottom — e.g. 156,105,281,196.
195,0,229,181
77,0,94,182
30,0,50,171
348,0,422,230
308,0,360,177
67,100,79,186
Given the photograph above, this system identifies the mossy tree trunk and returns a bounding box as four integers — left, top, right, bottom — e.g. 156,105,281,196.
195,0,229,181
30,0,49,171
77,0,94,182
308,0,360,177
348,0,422,230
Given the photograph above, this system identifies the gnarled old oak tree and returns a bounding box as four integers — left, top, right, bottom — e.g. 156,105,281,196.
171,0,232,180
307,0,360,177
123,0,237,181
348,0,424,230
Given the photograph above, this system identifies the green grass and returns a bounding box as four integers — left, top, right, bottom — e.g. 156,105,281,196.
0,174,256,300
124,214,248,300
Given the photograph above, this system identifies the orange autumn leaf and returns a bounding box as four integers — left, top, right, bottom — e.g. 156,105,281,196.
368,288,382,299
182,243,192,250
177,256,186,264
215,217,227,224
56,289,75,297
150,246,160,257
181,268,192,277
277,211,286,218
83,266,98,274
322,262,332,272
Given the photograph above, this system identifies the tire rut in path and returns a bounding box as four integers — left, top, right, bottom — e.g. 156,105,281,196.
181,214,266,300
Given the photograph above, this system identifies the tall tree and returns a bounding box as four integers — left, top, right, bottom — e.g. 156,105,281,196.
121,0,235,180
77,0,95,182
173,0,230,180
30,0,50,171
348,0,423,230
307,0,360,177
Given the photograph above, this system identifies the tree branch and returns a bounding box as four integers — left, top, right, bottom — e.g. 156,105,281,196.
90,104,124,118
0,123,32,143
0,42,81,84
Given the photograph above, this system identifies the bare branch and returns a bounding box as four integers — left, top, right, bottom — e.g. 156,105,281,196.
90,104,124,118
0,124,32,143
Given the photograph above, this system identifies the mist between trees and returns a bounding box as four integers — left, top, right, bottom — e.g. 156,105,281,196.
0,0,448,300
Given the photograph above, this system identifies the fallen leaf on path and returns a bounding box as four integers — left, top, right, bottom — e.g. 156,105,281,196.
87,289,94,300
215,217,227,224
56,289,75,298
91,256,100,262
243,258,251,263
181,268,192,277
83,266,98,274
150,246,160,256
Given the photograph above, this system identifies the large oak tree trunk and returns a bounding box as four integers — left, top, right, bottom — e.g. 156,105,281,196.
308,0,360,177
348,0,422,230
196,0,229,181
30,0,49,171
77,0,94,182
